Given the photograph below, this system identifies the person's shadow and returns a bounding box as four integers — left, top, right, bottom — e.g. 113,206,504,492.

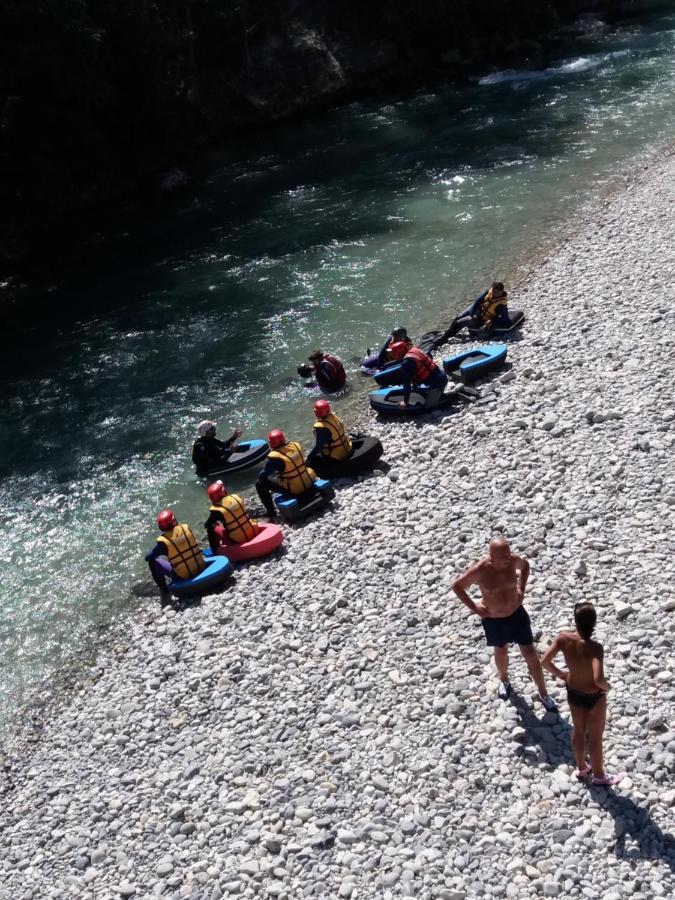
508,690,675,872
509,689,574,768
591,787,675,872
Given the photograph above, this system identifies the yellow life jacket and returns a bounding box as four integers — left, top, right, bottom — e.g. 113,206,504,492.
313,412,352,461
268,441,316,496
479,289,508,324
157,524,205,580
210,494,258,544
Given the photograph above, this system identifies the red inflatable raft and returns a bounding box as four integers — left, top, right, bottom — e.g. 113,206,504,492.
208,522,284,562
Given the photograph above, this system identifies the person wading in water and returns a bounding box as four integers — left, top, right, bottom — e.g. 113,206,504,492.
541,602,625,785
453,539,557,711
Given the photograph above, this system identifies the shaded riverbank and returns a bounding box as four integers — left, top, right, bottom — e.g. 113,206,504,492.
2,0,672,280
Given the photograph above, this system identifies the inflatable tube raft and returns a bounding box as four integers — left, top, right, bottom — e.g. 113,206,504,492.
373,362,405,387
169,555,233,598
311,435,384,479
360,352,380,371
467,310,525,337
204,523,284,562
199,439,269,478
369,386,432,415
274,478,335,523
443,344,508,383
369,384,480,415
360,360,404,386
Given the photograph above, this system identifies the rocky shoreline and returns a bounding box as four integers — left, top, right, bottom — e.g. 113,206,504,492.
1,150,674,898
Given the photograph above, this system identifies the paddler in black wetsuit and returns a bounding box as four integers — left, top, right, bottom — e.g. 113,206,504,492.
376,326,414,368
191,420,242,477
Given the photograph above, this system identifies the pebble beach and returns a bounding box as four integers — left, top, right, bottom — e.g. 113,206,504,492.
1,149,674,899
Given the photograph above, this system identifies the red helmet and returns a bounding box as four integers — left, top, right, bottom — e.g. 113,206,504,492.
157,509,177,531
389,341,408,360
267,429,286,449
314,399,331,419
207,480,227,503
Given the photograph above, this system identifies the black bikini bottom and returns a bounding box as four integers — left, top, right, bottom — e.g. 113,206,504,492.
567,686,604,711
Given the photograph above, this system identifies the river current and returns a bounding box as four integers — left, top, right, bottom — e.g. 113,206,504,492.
1,13,674,728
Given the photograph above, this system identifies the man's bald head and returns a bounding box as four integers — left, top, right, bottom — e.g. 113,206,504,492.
489,538,511,554
489,538,512,568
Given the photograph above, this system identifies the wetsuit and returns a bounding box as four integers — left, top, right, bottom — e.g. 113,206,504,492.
446,289,510,337
400,354,448,408
306,427,333,463
376,336,412,368
191,433,237,477
255,456,287,519
204,510,227,553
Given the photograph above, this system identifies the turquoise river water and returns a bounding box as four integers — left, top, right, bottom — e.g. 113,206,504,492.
1,13,674,728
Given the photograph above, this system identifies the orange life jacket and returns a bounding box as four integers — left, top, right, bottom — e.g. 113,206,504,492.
404,347,437,385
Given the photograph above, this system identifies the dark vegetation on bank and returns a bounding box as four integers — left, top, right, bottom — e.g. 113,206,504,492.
0,0,666,282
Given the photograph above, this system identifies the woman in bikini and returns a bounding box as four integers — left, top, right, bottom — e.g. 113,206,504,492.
541,602,624,786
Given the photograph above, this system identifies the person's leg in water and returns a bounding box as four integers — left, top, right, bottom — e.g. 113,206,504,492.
519,643,557,711
255,476,278,521
494,645,510,698
568,703,591,777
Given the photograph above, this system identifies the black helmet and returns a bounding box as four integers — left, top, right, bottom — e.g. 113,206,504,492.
391,326,408,339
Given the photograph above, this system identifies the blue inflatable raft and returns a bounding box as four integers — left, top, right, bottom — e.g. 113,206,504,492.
373,362,405,387
369,384,480,415
443,344,508,383
199,439,269,478
369,386,430,415
274,478,336,523
169,555,233,598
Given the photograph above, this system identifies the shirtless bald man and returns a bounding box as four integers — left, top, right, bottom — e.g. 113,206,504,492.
453,539,556,711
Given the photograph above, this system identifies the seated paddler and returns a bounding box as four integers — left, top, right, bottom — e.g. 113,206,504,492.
377,326,413,368
145,509,206,598
204,480,260,552
446,281,510,337
255,429,318,521
307,399,353,465
191,420,242,477
389,341,448,409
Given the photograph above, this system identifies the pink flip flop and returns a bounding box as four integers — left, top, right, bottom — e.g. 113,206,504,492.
592,772,626,786
574,765,592,780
